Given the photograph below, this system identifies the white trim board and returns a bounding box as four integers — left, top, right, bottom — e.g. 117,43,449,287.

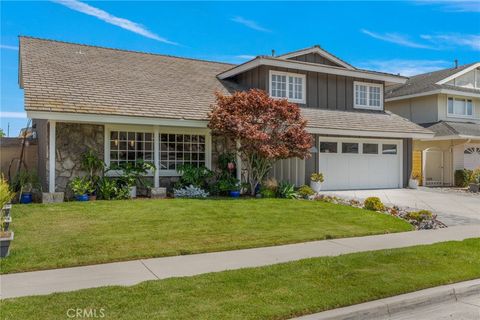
385,88,480,102
276,46,355,70
217,57,407,85
436,62,480,85
306,127,433,139
27,111,209,128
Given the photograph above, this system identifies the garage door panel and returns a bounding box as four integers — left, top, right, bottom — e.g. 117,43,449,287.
464,144,480,170
319,138,401,191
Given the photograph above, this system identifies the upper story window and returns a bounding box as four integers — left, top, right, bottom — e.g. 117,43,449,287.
448,97,473,118
269,71,306,104
354,81,383,110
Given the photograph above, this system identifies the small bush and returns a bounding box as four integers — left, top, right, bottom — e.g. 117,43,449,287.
260,188,276,198
364,197,385,211
0,176,14,209
174,185,209,198
405,210,433,222
470,168,480,184
277,181,297,199
310,173,324,183
455,169,473,187
297,185,315,198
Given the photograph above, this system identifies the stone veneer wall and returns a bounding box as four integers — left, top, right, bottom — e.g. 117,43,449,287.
49,123,104,196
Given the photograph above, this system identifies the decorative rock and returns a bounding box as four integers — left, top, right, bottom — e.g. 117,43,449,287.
62,158,75,170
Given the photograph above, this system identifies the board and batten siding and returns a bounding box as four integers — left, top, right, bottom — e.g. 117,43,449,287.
286,53,341,67
234,66,382,111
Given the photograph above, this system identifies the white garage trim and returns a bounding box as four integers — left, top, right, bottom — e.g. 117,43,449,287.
318,136,403,190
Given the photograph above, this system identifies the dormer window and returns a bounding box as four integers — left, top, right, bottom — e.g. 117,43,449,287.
354,81,383,110
269,71,306,104
448,97,473,118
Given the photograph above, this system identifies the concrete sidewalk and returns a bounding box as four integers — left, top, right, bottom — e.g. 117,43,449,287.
1,225,479,299
295,278,480,320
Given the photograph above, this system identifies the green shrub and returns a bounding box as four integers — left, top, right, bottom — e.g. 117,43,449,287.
70,177,94,196
277,181,297,199
0,176,14,209
297,185,315,198
405,210,433,222
470,168,480,184
455,169,473,187
176,164,213,190
363,197,385,211
260,188,276,198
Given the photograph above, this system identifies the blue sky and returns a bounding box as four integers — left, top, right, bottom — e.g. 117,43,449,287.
1,0,479,136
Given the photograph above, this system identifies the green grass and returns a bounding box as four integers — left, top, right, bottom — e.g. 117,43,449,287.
2,198,412,274
3,239,479,319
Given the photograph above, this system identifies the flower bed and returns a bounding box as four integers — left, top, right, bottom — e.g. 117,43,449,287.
314,194,447,230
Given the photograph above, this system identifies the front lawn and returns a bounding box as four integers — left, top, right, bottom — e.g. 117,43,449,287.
2,198,412,274
3,239,479,319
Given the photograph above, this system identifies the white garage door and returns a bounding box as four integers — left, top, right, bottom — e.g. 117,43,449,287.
464,144,480,170
318,138,402,190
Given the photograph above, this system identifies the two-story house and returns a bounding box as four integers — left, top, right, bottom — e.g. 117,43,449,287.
19,37,432,195
386,63,480,186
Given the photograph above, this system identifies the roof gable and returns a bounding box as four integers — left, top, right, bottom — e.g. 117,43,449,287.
436,62,480,85
277,46,355,70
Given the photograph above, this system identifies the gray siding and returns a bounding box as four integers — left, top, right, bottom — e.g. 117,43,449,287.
287,53,341,67
234,66,381,111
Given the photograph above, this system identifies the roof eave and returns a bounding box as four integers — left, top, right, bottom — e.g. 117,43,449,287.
306,126,434,139
436,62,480,85
385,88,480,102
218,57,407,84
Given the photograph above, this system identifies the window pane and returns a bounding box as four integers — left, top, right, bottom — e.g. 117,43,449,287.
320,142,337,153
342,143,359,154
369,86,380,107
448,98,454,114
382,144,397,155
363,143,378,154
355,85,367,106
454,98,466,115
467,100,473,115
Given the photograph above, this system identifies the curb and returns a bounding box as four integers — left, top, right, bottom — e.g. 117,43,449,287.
294,278,480,320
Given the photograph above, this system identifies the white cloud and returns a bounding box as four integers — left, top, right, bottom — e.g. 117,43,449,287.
52,0,178,45
416,1,480,13
0,45,18,50
421,33,480,51
0,111,27,119
361,29,433,49
235,55,256,60
231,16,271,33
357,59,452,76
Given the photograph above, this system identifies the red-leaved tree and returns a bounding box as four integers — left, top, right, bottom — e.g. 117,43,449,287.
208,89,312,195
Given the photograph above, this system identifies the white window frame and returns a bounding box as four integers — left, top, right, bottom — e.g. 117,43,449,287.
269,70,306,104
447,96,474,119
104,124,211,177
353,81,384,110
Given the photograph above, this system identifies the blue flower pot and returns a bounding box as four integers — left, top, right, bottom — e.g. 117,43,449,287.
229,191,241,198
20,192,33,204
75,194,89,201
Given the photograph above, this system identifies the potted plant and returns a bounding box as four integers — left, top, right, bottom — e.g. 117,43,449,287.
115,160,156,198
0,175,15,258
310,173,324,193
70,177,94,201
12,170,40,204
468,168,480,193
409,172,420,189
229,182,241,198
81,149,105,201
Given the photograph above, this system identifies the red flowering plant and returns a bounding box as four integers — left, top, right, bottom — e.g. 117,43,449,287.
208,89,312,196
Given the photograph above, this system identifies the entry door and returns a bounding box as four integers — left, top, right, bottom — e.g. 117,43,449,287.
318,138,402,190
424,150,443,186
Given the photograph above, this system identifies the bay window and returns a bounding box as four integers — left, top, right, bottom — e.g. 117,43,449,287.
448,97,473,118
354,82,383,110
269,71,306,103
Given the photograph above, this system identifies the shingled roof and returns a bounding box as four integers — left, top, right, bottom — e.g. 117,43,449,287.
385,63,480,99
425,121,480,138
20,37,432,137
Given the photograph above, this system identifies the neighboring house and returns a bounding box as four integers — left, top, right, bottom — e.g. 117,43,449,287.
386,63,480,186
19,36,432,194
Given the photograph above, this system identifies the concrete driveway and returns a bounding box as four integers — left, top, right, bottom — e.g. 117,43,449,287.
321,188,480,226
